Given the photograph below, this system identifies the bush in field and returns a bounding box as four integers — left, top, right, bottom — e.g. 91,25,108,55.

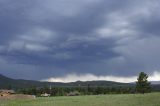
136,72,151,94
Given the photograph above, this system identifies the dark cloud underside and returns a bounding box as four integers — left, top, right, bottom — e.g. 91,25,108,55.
0,0,160,80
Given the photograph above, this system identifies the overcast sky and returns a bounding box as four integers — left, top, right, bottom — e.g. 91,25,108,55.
0,0,160,82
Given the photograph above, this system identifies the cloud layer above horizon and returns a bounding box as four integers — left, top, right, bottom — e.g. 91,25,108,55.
0,0,160,81
42,71,160,83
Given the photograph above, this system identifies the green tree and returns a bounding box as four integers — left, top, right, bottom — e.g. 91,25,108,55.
136,72,151,94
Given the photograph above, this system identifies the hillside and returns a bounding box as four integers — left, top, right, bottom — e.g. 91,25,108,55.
1,74,160,90
1,93,160,106
151,81,160,84
0,74,134,89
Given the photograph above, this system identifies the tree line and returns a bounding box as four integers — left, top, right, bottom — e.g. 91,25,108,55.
17,86,136,96
16,72,152,96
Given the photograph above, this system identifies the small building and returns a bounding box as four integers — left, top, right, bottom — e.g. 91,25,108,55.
41,93,50,97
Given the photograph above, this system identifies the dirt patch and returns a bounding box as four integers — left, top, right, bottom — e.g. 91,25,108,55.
0,94,36,100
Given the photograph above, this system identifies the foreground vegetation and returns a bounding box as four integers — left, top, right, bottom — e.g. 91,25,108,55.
1,93,160,106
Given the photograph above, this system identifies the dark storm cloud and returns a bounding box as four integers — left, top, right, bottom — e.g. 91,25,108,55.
0,0,160,80
39,0,127,34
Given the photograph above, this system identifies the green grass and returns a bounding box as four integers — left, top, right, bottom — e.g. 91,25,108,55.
0,93,160,106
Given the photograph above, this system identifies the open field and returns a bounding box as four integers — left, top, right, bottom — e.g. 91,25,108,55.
0,93,160,106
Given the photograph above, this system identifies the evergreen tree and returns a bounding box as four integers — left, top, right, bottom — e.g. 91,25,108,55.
136,72,151,94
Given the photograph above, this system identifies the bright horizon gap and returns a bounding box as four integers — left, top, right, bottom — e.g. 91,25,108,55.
41,71,160,83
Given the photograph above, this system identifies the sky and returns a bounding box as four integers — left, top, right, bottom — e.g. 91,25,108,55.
0,0,160,83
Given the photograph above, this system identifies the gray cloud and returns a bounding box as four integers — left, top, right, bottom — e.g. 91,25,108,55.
0,0,160,81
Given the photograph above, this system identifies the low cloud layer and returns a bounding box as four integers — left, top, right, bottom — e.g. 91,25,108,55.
42,71,160,83
0,0,160,81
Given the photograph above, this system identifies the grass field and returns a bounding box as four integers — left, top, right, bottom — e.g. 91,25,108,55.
0,93,160,106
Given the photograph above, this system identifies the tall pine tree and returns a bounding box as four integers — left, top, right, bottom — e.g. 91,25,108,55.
136,72,151,94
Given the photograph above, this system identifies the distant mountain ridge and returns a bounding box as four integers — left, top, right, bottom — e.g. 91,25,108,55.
0,74,159,90
151,81,160,85
0,74,133,89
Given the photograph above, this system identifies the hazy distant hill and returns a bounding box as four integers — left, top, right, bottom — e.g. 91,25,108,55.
0,74,133,89
151,81,160,85
0,74,159,90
